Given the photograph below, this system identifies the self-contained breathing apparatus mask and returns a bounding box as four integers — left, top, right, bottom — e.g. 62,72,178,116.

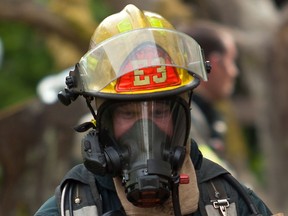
81,97,191,208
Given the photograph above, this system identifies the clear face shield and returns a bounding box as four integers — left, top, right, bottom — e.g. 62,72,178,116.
74,28,208,94
96,97,190,206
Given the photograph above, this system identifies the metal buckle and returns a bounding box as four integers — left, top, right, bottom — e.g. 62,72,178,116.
212,199,230,216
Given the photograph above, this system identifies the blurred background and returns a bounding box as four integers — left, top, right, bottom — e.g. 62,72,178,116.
0,0,288,215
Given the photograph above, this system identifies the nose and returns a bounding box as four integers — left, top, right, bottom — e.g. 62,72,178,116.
228,61,239,79
233,64,239,78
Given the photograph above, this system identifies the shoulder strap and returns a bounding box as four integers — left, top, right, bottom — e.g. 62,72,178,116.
87,171,103,215
198,173,263,216
55,165,124,216
55,165,103,216
197,176,237,216
222,174,262,216
55,179,102,216
196,158,263,216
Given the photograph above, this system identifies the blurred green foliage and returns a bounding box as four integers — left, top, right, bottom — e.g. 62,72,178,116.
89,0,113,21
0,21,56,109
0,1,112,110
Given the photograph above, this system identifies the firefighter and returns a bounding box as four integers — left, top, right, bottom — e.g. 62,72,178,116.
35,4,277,216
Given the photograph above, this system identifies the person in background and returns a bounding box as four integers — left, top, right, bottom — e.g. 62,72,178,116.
34,5,278,216
178,22,245,171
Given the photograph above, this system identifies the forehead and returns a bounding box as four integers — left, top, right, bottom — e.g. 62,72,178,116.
221,33,237,57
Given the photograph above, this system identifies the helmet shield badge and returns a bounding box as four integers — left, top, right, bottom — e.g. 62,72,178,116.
116,42,181,92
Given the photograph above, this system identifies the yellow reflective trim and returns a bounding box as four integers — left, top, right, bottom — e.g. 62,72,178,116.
91,119,96,127
198,144,235,175
117,19,133,33
87,56,98,72
198,144,223,165
147,17,163,28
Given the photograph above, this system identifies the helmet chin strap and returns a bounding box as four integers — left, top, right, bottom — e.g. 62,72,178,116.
170,174,182,216
113,143,199,216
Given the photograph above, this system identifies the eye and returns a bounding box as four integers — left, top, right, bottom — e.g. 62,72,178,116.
153,106,170,118
121,110,136,119
115,106,137,119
